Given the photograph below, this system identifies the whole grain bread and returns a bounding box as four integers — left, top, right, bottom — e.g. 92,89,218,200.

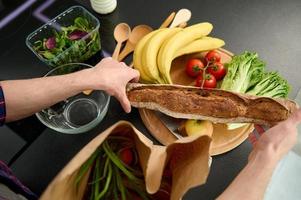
127,83,298,125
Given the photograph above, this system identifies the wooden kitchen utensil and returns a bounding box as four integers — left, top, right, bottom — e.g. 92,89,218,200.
169,8,192,28
118,25,153,61
159,12,176,28
112,23,131,60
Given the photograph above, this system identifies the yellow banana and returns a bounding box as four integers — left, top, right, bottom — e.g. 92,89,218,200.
141,28,182,83
174,37,225,58
157,22,213,83
133,30,158,83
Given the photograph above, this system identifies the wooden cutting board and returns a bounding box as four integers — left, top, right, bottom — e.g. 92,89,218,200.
139,48,254,155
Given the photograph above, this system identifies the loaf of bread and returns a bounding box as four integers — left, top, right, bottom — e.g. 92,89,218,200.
127,83,298,125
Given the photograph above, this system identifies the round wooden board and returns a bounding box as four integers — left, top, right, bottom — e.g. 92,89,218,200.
139,48,254,155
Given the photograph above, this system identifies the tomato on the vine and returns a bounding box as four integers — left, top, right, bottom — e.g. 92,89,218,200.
205,50,221,63
207,62,227,80
185,58,204,77
195,73,217,88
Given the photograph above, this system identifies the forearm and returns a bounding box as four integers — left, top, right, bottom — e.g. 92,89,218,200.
1,68,94,122
217,150,278,200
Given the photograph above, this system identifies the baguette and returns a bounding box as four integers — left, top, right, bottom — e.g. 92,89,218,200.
126,83,298,125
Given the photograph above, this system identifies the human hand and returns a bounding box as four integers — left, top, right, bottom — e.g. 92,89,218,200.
249,108,301,163
86,57,140,113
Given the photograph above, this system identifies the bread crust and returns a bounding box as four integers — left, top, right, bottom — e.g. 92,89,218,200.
127,83,298,125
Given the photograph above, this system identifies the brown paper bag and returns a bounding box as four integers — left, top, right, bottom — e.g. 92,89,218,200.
40,120,212,200
145,130,213,199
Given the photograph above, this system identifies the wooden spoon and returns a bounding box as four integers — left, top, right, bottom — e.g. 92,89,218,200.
83,23,131,95
159,12,176,28
112,23,131,59
118,25,153,61
169,8,192,28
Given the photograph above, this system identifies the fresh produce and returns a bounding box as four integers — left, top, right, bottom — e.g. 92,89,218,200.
195,73,217,88
33,17,100,66
185,58,205,77
205,50,221,63
182,50,226,89
220,52,265,93
220,51,290,98
207,62,227,80
157,22,213,83
227,123,247,130
119,148,134,166
141,28,181,83
76,134,171,200
183,119,213,136
174,37,225,58
133,31,159,83
133,22,225,84
220,51,290,129
246,72,290,98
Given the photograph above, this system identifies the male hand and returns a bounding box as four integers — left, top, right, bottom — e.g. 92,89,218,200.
249,108,301,163
87,57,140,113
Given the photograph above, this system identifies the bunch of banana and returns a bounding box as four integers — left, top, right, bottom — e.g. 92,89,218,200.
133,22,225,84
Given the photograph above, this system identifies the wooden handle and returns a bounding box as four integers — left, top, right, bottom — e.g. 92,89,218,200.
83,90,93,95
112,42,122,60
118,42,134,61
159,12,176,29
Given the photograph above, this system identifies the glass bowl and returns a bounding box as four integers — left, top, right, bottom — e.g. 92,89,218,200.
26,6,101,67
36,63,110,134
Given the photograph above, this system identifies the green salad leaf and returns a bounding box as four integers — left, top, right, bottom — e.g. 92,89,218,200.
74,17,90,31
246,71,290,98
221,51,290,98
221,51,265,93
33,17,100,67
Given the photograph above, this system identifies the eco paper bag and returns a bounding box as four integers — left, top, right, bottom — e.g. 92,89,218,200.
40,120,212,200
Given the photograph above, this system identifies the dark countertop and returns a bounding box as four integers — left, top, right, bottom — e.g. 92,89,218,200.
0,0,301,199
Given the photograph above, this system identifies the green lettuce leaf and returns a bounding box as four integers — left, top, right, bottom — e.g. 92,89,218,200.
221,51,265,93
246,71,290,98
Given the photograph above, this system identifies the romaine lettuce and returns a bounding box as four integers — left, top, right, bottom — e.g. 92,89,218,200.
221,51,290,98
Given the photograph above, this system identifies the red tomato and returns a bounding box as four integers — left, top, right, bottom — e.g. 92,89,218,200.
119,148,133,166
195,74,217,88
205,50,221,63
207,62,227,80
185,59,204,77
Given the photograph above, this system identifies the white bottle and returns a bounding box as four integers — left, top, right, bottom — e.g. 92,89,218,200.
90,0,117,14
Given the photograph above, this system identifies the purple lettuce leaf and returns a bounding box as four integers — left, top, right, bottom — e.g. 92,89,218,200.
45,37,56,50
68,30,88,40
